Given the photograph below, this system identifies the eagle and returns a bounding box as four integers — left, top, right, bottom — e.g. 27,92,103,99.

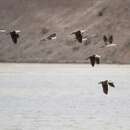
87,54,101,67
0,29,20,44
98,80,115,94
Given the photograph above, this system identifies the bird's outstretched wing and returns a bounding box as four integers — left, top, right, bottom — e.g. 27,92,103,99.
103,35,108,43
109,35,113,44
95,57,100,64
0,29,7,33
80,30,86,34
95,55,101,64
0,29,21,33
72,30,80,34
95,54,101,58
108,81,115,87
15,30,21,33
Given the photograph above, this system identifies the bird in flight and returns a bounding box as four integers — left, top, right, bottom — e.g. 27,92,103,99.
10,30,20,44
0,29,20,44
72,30,86,43
72,30,83,43
41,33,56,41
103,35,117,47
47,33,56,40
98,80,115,95
87,54,101,67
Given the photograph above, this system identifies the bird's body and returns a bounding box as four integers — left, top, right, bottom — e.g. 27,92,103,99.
99,80,115,94
87,54,101,67
101,81,108,94
10,31,19,44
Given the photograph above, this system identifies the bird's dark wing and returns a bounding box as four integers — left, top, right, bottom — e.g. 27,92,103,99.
102,84,108,94
16,33,19,38
95,57,100,64
109,35,113,44
108,82,115,87
103,35,108,43
90,57,95,67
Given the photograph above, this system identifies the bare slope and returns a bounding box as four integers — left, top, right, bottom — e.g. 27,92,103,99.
0,0,130,63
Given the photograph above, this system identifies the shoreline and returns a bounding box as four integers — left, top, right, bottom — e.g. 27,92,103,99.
0,63,130,73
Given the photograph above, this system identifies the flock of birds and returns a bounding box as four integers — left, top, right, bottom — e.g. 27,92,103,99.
0,29,116,95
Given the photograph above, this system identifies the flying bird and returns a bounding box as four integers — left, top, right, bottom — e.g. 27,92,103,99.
87,54,101,67
72,30,84,43
98,80,115,95
41,33,56,41
102,34,117,47
47,33,56,40
0,29,20,44
10,30,20,44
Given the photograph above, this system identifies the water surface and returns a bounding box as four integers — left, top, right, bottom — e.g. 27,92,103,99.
0,64,130,130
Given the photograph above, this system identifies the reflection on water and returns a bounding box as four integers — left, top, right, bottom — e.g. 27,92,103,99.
0,64,130,130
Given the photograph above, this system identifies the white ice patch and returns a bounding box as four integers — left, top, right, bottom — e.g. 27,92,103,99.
106,44,117,47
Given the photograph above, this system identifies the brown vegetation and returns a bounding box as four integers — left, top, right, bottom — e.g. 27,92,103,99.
0,0,130,63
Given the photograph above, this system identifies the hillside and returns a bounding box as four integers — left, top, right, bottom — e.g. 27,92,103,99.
0,0,130,63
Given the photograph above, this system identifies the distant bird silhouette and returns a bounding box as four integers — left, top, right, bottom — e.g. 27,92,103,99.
10,31,20,44
0,29,20,44
47,33,56,40
87,54,101,67
72,30,84,43
98,80,115,94
41,33,56,41
103,34,116,47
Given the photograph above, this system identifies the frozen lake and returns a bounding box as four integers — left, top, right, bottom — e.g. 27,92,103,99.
0,64,130,130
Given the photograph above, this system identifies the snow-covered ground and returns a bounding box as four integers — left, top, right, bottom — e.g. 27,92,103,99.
0,64,130,130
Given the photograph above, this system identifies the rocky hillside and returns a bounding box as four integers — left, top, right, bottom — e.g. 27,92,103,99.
0,0,130,63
